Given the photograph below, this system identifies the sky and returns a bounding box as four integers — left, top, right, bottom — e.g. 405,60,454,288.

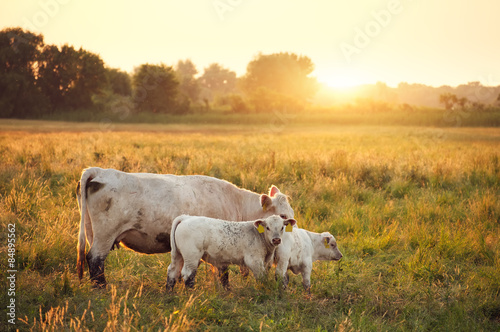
1,0,499,88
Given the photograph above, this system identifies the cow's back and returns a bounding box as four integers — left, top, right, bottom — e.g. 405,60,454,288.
84,169,245,253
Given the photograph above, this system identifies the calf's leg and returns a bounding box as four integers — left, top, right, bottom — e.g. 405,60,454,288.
275,258,290,289
218,265,230,290
181,261,198,289
246,259,266,282
166,254,184,292
302,267,312,294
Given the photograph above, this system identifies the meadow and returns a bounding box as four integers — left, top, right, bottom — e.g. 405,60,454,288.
0,118,499,331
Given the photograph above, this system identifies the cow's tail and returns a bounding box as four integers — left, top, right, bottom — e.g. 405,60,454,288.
76,167,100,280
170,215,186,258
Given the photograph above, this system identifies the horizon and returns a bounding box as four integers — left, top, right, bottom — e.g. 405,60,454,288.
1,1,499,89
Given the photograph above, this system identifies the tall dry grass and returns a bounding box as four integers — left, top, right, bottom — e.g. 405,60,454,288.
0,124,498,330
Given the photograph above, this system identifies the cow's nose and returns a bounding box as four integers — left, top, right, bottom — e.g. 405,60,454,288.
272,238,281,245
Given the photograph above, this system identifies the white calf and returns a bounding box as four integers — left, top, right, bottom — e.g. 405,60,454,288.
275,228,343,291
166,214,296,290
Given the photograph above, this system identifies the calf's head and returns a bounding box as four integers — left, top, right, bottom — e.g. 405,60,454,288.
254,215,297,247
260,185,294,220
320,232,343,261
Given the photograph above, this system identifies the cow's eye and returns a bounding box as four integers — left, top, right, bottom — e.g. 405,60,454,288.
266,226,270,231
280,214,287,219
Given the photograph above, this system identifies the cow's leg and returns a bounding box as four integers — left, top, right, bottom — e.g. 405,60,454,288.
86,238,113,288
218,265,230,290
166,254,184,292
86,250,107,288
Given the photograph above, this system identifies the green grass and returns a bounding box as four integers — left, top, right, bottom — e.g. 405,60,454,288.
0,120,499,331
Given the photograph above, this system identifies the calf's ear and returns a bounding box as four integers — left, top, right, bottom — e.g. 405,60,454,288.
260,194,273,211
284,218,297,232
321,233,335,248
254,220,265,233
269,185,280,197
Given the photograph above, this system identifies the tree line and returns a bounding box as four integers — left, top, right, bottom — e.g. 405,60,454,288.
1,28,318,119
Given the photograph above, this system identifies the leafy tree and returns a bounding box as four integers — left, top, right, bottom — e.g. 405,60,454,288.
226,94,248,113
456,97,468,109
213,93,249,113
106,68,132,96
240,52,318,112
132,64,180,113
176,59,197,78
38,45,75,110
92,68,132,112
38,44,106,110
439,93,458,110
199,63,237,100
0,28,48,118
175,59,200,102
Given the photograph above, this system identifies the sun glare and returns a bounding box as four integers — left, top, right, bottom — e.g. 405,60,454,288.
318,75,365,89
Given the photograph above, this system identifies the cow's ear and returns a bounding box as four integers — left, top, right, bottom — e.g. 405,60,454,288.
269,185,280,197
260,194,273,211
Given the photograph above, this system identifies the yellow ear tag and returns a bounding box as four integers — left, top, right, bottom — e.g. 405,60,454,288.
285,224,293,232
257,224,265,233
324,238,330,249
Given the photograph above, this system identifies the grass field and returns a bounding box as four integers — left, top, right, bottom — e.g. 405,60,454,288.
0,119,499,331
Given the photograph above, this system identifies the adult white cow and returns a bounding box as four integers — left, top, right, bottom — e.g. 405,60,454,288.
76,167,294,288
166,214,297,291
275,228,343,292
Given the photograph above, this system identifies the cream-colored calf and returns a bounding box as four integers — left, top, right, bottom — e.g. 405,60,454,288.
166,214,296,290
275,228,343,291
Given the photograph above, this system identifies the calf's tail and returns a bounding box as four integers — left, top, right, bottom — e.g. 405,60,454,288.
170,215,186,258
76,167,100,280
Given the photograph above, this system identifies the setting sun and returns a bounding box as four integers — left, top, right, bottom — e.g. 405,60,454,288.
318,75,366,89
315,65,375,90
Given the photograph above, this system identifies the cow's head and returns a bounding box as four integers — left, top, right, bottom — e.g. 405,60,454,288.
260,185,294,220
254,215,297,247
319,232,343,261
